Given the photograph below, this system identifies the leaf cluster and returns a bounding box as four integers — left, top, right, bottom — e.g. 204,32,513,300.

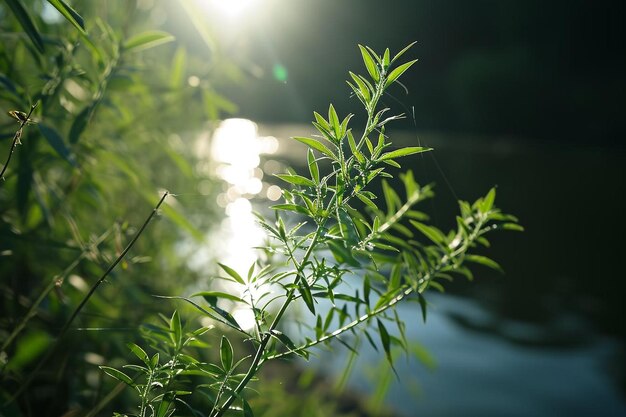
107,43,521,417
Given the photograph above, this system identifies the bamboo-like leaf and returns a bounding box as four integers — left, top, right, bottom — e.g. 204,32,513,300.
68,105,93,144
313,111,331,132
298,279,315,315
358,44,379,82
385,59,418,87
410,220,446,245
417,292,427,322
127,343,150,366
243,398,255,417
328,104,340,139
170,47,187,89
220,336,234,371
5,0,44,53
379,146,431,161
291,136,337,159
391,41,417,65
170,310,182,347
46,0,86,34
480,187,496,212
192,291,245,304
377,319,393,367
502,223,524,232
150,352,160,369
218,263,246,285
100,366,133,385
382,48,390,68
275,173,315,187
349,72,371,101
307,149,319,183
123,30,175,52
465,254,503,273
38,124,77,167
356,193,378,210
270,204,310,215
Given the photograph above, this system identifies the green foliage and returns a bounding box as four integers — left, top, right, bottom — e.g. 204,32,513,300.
0,1,238,414
0,2,520,416
104,43,520,417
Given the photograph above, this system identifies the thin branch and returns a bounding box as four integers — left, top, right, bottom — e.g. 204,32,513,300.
7,191,170,403
266,216,488,361
0,102,38,181
0,227,113,353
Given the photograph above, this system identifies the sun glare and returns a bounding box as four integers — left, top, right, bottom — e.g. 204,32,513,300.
204,0,258,17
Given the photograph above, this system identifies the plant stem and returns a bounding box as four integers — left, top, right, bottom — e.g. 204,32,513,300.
267,216,487,360
0,102,38,181
0,227,113,354
210,224,325,417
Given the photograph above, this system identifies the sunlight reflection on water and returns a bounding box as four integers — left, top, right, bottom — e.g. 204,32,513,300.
207,119,279,330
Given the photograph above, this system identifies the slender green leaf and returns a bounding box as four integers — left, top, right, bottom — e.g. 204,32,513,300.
170,47,187,89
391,41,417,65
502,223,524,232
275,173,315,187
5,0,44,53
298,279,316,315
46,0,86,34
377,319,393,366
410,220,446,245
385,59,418,87
481,187,496,212
127,343,150,366
328,104,340,139
313,111,331,132
465,254,503,273
349,71,371,101
243,398,254,417
192,291,244,303
38,124,77,167
218,263,246,285
100,366,133,385
356,193,378,210
270,330,307,358
358,44,379,81
170,310,182,347
417,292,427,322
379,146,432,161
270,204,310,215
123,30,175,52
382,48,390,68
307,148,319,183
220,336,234,371
68,105,93,144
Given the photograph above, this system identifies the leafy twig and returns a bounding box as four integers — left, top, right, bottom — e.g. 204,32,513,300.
8,191,170,403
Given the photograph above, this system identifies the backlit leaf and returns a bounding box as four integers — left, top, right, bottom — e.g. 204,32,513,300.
100,366,133,385
123,30,175,52
385,59,418,88
5,0,44,53
220,336,233,371
465,254,503,273
218,263,246,285
46,0,86,34
379,146,431,161
358,44,379,82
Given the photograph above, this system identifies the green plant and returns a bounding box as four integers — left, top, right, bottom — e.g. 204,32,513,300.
103,43,521,417
0,1,238,414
